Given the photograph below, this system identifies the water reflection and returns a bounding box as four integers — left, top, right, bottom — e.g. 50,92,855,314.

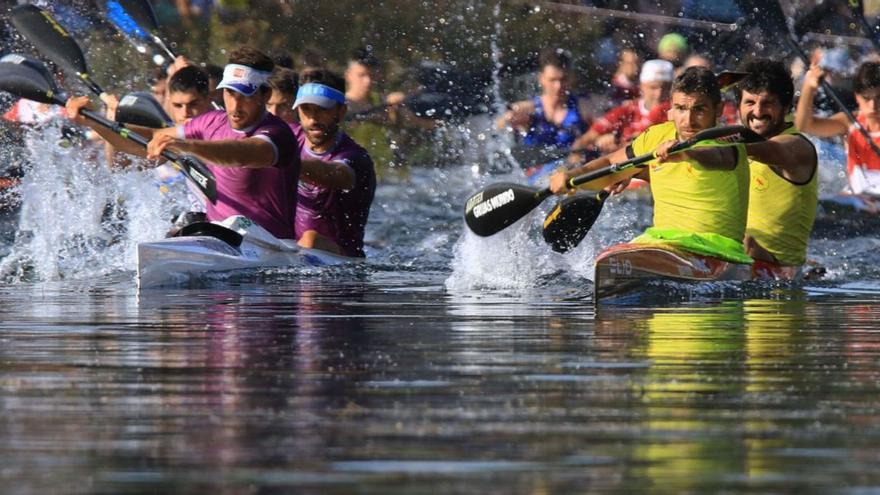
4,286,880,492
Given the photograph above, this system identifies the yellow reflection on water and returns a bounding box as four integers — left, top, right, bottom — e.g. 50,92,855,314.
628,299,809,490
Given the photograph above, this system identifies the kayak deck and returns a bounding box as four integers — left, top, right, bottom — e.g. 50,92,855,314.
137,216,359,288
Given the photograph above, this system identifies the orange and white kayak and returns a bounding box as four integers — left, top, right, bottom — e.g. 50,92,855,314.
593,243,800,302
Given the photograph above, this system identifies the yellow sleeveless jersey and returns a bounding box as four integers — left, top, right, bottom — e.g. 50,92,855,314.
629,121,750,242
745,124,817,266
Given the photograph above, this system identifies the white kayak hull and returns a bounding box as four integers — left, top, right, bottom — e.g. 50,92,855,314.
137,216,358,288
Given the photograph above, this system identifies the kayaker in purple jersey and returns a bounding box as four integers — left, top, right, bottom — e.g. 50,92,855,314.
65,46,300,240
289,69,376,257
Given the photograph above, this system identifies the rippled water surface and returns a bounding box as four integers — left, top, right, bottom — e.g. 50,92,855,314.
4,126,880,493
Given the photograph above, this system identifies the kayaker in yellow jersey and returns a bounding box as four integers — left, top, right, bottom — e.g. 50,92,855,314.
735,59,817,270
549,66,751,263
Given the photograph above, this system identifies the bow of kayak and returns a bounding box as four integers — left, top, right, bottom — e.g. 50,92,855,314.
137,215,360,288
593,243,800,303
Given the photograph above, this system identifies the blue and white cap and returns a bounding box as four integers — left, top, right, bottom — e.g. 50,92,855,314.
216,63,271,97
293,83,346,109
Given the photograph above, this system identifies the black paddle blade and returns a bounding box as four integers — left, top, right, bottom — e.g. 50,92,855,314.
176,155,217,204
0,53,57,85
542,191,609,253
11,5,90,78
464,182,550,236
116,92,172,128
0,59,65,105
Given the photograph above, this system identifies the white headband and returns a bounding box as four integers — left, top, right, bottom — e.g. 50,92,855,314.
216,63,271,96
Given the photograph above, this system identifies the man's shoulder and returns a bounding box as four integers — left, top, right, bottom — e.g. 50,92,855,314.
255,112,292,130
253,113,296,139
641,121,676,140
338,133,373,162
184,109,227,137
192,109,227,125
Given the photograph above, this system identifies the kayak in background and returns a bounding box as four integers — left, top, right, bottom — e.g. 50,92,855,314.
137,215,361,288
593,242,800,303
813,194,880,238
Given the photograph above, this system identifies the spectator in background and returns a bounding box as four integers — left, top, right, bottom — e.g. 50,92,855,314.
609,48,641,105
266,67,299,124
271,52,294,70
345,47,383,116
343,46,433,175
498,47,592,160
149,65,169,106
569,59,673,156
299,48,327,72
657,32,689,68
203,64,224,108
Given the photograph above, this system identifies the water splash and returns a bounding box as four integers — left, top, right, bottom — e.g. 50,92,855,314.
0,122,188,283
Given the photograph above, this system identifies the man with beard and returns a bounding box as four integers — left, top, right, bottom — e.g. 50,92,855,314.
291,69,376,257
736,59,818,272
66,46,299,240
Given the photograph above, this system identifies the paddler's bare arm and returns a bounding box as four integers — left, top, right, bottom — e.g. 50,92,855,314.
497,99,535,131
300,159,355,189
550,146,636,194
745,134,816,183
794,64,849,137
567,128,600,163
65,96,153,158
147,133,277,168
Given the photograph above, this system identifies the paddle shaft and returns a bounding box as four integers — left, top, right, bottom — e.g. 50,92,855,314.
849,0,880,53
787,35,880,159
150,34,177,60
566,138,696,189
521,141,678,207
776,2,880,160
77,73,105,97
78,107,189,170
81,106,215,201
525,127,754,217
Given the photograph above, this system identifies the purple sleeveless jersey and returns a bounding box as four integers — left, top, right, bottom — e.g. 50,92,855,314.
182,110,299,239
292,123,376,257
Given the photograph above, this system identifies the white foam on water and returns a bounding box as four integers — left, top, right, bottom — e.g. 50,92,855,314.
0,123,189,283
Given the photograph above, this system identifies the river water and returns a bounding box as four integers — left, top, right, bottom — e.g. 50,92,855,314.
3,122,880,493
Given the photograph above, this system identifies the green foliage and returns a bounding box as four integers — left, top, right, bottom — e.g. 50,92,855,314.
151,1,602,91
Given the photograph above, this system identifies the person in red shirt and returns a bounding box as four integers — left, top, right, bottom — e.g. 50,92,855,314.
795,60,880,196
609,48,641,105
568,59,673,158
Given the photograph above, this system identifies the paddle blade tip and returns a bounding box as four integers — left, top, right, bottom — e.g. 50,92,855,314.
542,192,607,253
